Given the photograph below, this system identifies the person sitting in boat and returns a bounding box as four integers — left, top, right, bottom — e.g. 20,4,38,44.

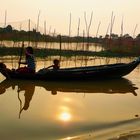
0,62,14,79
47,59,60,70
17,47,36,73
37,59,60,74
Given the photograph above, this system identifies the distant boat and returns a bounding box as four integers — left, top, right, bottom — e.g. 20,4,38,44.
0,57,140,81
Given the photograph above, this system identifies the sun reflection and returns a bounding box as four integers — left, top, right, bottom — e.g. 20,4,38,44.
63,97,71,102
59,112,71,122
60,106,69,111
65,137,71,140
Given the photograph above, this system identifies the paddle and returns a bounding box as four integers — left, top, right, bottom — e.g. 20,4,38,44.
17,89,23,119
18,41,24,69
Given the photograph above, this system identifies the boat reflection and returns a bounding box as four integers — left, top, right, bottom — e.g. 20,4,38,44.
43,79,138,96
0,78,138,118
0,78,138,96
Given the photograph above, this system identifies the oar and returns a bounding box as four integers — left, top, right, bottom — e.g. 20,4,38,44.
17,88,23,119
18,41,24,69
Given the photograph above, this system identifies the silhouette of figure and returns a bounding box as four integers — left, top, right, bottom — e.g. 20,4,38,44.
18,82,35,118
0,79,35,118
17,46,36,73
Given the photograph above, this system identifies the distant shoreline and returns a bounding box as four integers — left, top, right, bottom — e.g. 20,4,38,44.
0,46,139,58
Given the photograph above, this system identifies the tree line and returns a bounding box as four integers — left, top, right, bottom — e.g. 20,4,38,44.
0,24,140,46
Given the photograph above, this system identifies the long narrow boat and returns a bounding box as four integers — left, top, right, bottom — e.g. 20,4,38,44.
0,57,140,81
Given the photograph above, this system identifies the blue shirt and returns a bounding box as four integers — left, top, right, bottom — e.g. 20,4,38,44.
26,55,36,71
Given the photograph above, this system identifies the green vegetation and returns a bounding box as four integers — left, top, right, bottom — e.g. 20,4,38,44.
0,46,139,58
0,25,100,43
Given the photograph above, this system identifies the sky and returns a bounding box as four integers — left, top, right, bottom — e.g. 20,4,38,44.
0,0,140,37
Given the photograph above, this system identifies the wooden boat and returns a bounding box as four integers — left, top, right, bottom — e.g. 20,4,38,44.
0,57,140,81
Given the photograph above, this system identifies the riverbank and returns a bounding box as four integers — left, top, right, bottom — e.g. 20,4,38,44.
0,46,139,58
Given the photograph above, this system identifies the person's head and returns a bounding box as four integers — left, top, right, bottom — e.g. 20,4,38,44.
0,88,5,95
51,90,57,95
0,63,6,69
26,47,34,55
53,59,60,66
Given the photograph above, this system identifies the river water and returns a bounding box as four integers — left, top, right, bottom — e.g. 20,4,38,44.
0,55,140,140
0,41,103,52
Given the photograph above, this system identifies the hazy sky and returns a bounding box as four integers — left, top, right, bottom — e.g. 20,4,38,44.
0,0,139,37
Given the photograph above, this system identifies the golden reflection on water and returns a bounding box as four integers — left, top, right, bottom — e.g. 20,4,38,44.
57,101,72,122
0,77,138,121
58,112,72,122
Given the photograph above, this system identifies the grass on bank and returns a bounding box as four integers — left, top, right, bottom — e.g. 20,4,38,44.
0,46,140,58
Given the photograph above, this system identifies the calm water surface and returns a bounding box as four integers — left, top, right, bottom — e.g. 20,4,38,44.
1,41,103,52
0,57,140,140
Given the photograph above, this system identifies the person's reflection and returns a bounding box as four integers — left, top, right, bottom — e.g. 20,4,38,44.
18,82,35,118
0,79,35,118
0,79,15,95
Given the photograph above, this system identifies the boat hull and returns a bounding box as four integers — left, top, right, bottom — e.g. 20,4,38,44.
3,58,140,81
